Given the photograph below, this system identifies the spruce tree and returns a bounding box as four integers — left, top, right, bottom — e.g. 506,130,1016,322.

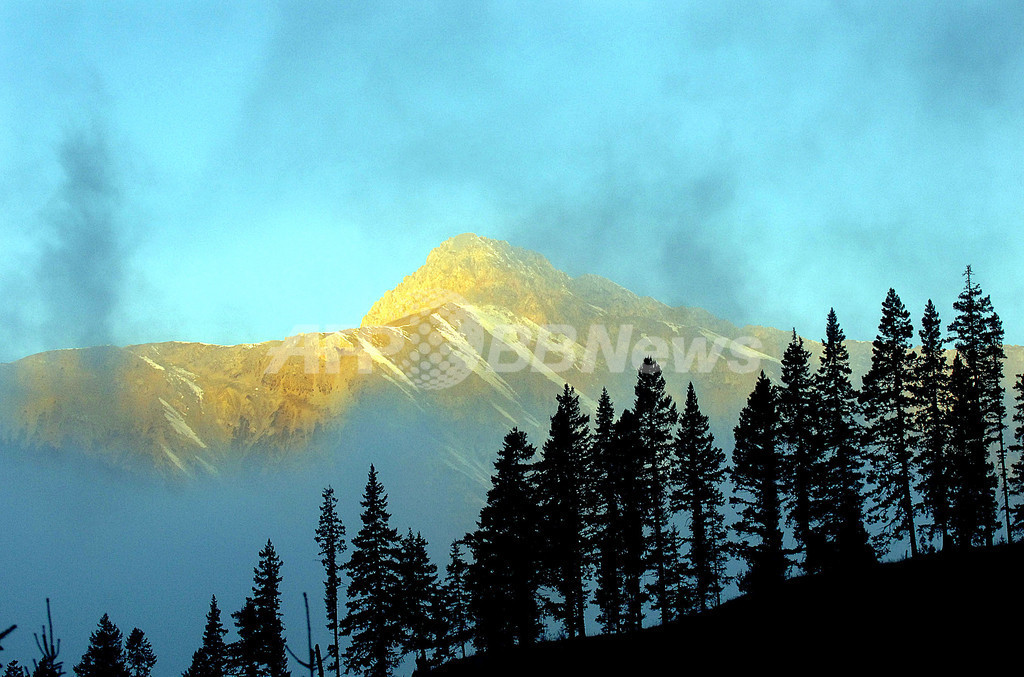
814,309,873,569
730,372,787,593
124,630,155,677
1007,374,1024,535
778,329,825,573
860,289,919,557
183,596,228,677
314,486,345,677
591,389,625,634
612,409,650,630
341,465,403,677
396,530,443,669
913,300,952,550
251,542,289,677
632,357,678,625
670,383,728,613
3,662,25,677
467,428,543,652
441,540,472,660
73,615,127,677
535,384,593,639
229,598,260,677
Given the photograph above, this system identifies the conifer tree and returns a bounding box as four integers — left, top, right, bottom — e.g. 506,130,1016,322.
1007,374,1024,535
814,309,873,568
467,429,543,652
671,383,728,613
535,384,593,639
913,300,952,550
229,599,260,677
947,355,999,549
730,372,787,593
183,596,228,677
612,409,650,630
860,289,919,557
632,357,678,625
341,465,403,677
777,330,824,573
314,486,345,677
74,615,127,677
124,630,155,677
3,661,25,677
396,530,443,669
441,540,472,660
591,389,625,634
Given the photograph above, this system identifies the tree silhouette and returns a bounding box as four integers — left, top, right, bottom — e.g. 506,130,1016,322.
396,530,445,669
314,486,346,677
535,384,593,639
183,596,228,677
632,357,678,625
591,389,626,633
814,309,873,569
124,629,155,677
912,300,952,550
441,540,472,660
860,288,919,557
73,615,127,677
467,429,543,652
30,599,62,677
671,383,728,612
730,372,787,593
1008,374,1024,536
612,409,650,630
3,661,25,677
232,541,289,677
341,465,403,677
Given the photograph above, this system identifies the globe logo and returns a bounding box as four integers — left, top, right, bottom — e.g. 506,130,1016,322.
396,289,483,390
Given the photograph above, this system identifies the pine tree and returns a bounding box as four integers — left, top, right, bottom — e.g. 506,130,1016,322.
441,540,472,660
632,357,678,625
396,530,443,669
777,330,825,573
341,465,403,677
1007,374,1024,535
124,630,155,677
252,542,289,677
591,389,625,634
467,429,543,652
860,289,919,558
612,409,650,631
948,265,1006,544
913,300,952,550
229,598,260,677
947,355,999,549
3,661,25,677
314,486,345,677
814,309,873,569
73,615,127,677
535,384,593,639
670,383,728,613
730,372,787,593
183,596,228,677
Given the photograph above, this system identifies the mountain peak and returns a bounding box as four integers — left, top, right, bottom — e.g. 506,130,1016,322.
361,233,571,326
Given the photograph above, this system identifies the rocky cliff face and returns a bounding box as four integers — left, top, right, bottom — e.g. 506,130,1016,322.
2,233,1022,485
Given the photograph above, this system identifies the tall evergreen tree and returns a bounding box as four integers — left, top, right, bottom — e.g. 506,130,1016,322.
670,383,728,613
591,389,625,634
183,596,228,677
912,300,952,550
341,466,403,677
124,630,155,677
74,615,127,677
632,357,678,625
860,289,919,557
467,429,543,652
612,409,651,630
948,265,1006,544
441,540,472,660
1007,374,1024,535
777,329,824,573
730,372,787,593
314,486,345,677
535,384,593,639
231,542,288,677
396,530,444,669
947,355,999,549
814,309,873,569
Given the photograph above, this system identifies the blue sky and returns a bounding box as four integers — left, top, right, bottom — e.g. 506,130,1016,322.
2,0,1023,362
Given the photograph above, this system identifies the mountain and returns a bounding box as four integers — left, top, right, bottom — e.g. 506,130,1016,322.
2,233,1023,503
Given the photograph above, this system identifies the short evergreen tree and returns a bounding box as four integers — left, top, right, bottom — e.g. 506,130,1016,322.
396,530,443,668
860,288,919,557
730,372,787,593
535,384,593,639
3,661,26,677
441,540,472,660
314,486,345,677
467,429,543,652
671,383,728,612
183,596,228,677
229,598,260,677
341,465,403,677
124,629,155,677
73,615,127,677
